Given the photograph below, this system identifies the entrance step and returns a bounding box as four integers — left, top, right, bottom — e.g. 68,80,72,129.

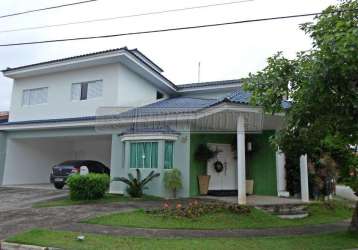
207,190,237,196
256,204,309,219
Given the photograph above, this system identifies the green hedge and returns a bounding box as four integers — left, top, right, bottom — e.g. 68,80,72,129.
67,174,110,200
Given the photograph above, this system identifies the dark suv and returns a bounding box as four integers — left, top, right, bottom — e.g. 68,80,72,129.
50,160,110,189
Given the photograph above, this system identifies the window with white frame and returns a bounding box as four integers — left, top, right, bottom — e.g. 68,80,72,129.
22,87,48,106
71,80,103,101
130,142,158,169
164,141,174,169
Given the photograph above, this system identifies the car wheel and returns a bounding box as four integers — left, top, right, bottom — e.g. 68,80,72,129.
54,183,64,189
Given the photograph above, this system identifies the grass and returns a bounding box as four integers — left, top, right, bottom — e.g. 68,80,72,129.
6,229,358,250
85,201,353,230
33,194,161,208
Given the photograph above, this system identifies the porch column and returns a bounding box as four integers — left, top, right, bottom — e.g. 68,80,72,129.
237,115,246,204
300,154,309,202
276,150,287,195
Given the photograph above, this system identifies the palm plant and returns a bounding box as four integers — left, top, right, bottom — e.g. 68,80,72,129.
112,169,160,197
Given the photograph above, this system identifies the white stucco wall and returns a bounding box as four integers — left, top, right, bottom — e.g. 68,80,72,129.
2,135,112,185
71,136,111,166
3,138,72,185
9,63,162,122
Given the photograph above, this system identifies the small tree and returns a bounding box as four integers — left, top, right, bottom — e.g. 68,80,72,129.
112,169,160,198
164,168,182,198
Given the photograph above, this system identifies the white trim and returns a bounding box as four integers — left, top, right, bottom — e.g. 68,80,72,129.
0,103,263,131
120,133,178,142
3,51,126,77
122,53,176,92
3,50,176,93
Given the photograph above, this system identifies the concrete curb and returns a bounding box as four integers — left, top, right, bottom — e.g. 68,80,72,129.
0,241,60,250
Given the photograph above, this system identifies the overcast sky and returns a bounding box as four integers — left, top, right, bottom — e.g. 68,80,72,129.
0,0,338,111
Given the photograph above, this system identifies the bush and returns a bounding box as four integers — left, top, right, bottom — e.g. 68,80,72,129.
67,174,109,200
163,168,182,198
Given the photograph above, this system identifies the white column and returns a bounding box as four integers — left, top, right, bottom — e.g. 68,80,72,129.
237,115,246,204
276,150,287,195
300,154,309,202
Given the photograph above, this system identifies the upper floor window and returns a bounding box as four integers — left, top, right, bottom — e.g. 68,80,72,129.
22,87,48,106
71,80,103,101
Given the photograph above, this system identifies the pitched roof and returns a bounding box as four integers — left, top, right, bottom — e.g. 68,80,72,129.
0,88,290,128
177,79,241,90
2,47,164,75
120,125,178,135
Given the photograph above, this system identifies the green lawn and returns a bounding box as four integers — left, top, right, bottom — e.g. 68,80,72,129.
6,229,358,250
33,194,161,208
85,201,353,229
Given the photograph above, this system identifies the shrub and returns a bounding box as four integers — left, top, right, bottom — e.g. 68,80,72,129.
112,169,160,198
67,173,109,200
163,168,182,198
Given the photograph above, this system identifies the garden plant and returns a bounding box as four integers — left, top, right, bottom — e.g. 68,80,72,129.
112,169,160,197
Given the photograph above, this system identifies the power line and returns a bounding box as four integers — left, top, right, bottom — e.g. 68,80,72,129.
0,9,356,47
0,0,97,19
0,0,253,33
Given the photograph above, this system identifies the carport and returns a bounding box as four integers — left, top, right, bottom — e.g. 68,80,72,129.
2,135,111,185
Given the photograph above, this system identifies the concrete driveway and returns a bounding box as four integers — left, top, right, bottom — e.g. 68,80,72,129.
0,186,68,212
0,185,159,240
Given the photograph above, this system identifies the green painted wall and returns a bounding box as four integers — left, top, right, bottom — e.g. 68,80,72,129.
246,131,277,196
189,131,277,196
190,133,236,196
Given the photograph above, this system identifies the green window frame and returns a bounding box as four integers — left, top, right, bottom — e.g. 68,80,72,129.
130,142,158,169
164,141,174,169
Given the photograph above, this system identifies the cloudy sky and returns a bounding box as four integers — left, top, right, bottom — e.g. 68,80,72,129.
0,0,338,111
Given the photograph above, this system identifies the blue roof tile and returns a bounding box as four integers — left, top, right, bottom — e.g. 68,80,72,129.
0,88,291,128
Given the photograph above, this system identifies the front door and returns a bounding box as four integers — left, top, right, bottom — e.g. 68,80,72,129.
207,143,237,191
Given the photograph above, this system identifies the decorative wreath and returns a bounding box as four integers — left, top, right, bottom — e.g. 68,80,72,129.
213,160,224,173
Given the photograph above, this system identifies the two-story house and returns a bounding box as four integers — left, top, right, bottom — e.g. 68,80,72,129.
0,47,309,204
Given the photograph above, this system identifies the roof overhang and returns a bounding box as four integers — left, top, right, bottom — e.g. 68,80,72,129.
0,103,263,131
3,49,177,94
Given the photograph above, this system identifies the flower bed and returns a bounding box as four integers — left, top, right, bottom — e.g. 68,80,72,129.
146,200,251,219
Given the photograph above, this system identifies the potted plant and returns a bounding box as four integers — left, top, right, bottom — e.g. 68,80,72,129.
163,168,182,198
194,144,218,195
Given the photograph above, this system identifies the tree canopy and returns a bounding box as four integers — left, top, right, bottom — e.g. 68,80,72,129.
244,0,358,158
243,0,358,231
